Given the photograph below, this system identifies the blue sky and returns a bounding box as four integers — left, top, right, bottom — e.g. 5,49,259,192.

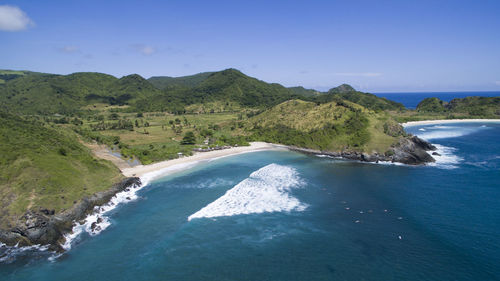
1,0,499,92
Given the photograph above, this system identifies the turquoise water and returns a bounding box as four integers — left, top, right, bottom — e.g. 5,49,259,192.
1,123,500,280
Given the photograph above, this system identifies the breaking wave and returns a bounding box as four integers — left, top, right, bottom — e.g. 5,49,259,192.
415,125,488,140
428,144,463,169
0,243,50,264
62,162,201,251
188,164,307,221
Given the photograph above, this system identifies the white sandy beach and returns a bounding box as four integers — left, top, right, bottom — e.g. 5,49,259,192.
402,119,500,127
121,142,281,179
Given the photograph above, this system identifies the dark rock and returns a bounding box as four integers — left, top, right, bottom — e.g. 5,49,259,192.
390,136,435,165
409,135,436,151
287,135,435,166
0,177,141,252
432,152,441,156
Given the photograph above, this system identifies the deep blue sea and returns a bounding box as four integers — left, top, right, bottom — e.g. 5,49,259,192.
1,122,500,280
374,91,500,109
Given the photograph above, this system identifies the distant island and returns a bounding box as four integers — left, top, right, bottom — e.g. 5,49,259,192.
0,68,499,250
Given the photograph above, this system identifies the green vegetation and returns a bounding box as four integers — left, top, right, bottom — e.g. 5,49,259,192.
181,131,196,145
312,90,405,112
394,96,500,122
148,72,214,89
246,100,400,152
287,86,322,97
416,97,447,112
0,71,159,114
145,68,299,112
0,111,122,228
0,67,498,232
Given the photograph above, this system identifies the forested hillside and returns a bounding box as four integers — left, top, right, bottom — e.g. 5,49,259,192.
0,111,121,228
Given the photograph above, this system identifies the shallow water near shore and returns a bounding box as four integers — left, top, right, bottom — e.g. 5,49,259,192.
1,123,500,280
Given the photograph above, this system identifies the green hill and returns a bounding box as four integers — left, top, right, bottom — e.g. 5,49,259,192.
298,84,405,112
328,84,356,93
287,86,322,97
416,97,447,112
320,85,404,111
416,96,500,117
0,111,121,228
172,68,297,107
138,68,300,112
0,72,162,114
247,99,402,153
148,72,214,89
0,69,405,115
0,70,46,83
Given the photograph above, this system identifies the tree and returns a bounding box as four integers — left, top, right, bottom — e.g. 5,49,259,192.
181,131,196,145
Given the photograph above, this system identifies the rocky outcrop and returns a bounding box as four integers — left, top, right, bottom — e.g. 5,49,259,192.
0,177,141,252
390,136,436,164
287,135,436,165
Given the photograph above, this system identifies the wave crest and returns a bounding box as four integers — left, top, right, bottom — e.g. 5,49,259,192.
188,164,307,221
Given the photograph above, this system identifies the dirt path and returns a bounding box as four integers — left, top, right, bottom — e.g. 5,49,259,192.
83,142,133,171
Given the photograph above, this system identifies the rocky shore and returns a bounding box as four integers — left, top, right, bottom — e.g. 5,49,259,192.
0,137,435,252
0,177,141,252
288,135,436,165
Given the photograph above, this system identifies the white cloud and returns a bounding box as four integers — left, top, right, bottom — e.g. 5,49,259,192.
132,44,156,56
58,46,79,53
333,72,382,77
0,5,34,31
495,81,500,86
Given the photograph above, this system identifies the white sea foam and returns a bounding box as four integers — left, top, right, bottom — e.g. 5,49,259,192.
417,129,470,140
60,161,205,252
415,125,488,140
182,178,235,189
428,144,463,169
0,243,50,263
61,181,142,251
188,164,307,221
430,125,456,129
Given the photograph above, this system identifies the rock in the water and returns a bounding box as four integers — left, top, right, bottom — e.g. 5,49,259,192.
432,152,441,156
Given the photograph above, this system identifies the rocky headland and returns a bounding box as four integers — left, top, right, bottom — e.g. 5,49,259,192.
288,135,436,165
0,177,141,252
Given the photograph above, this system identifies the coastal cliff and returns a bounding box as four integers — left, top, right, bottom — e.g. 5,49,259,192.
0,177,140,252
288,135,436,165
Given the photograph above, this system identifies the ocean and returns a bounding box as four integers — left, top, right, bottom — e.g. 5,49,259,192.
374,91,500,109
1,121,499,280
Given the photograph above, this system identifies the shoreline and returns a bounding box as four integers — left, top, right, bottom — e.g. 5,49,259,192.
0,142,282,254
402,119,500,127
122,142,282,180
0,136,436,253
